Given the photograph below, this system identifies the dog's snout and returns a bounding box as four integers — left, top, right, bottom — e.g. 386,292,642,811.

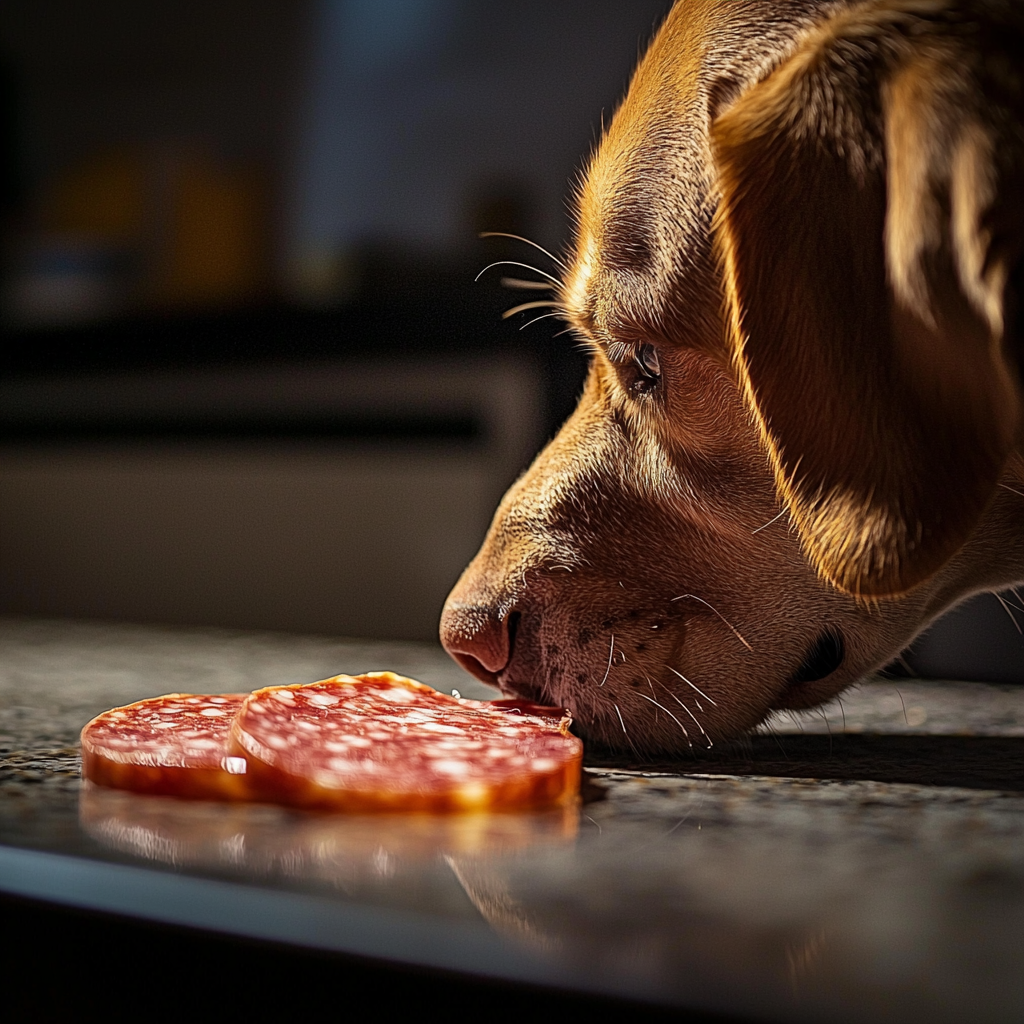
439,601,518,685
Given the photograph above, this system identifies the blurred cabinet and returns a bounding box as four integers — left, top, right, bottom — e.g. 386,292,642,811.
0,357,544,641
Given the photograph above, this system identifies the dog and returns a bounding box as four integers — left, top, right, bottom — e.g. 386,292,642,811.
440,0,1024,754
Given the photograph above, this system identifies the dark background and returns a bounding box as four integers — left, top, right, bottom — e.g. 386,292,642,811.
0,0,1020,678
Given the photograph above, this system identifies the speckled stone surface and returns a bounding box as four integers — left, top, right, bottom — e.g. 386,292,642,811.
2,617,1023,1024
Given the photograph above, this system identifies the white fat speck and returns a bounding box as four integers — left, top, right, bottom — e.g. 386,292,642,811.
451,689,461,699
307,692,340,706
348,736,372,748
273,690,296,702
295,720,319,732
419,723,462,735
327,758,355,772
222,756,247,774
185,739,219,751
433,760,469,777
381,687,416,703
266,734,288,750
200,708,226,717
531,758,557,772
485,749,511,759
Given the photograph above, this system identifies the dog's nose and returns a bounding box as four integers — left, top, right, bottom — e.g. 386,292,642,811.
439,602,517,685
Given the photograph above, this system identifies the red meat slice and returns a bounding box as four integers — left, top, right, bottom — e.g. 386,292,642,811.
81,693,251,800
229,672,582,811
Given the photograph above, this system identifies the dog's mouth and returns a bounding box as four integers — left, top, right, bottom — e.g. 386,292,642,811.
775,628,846,709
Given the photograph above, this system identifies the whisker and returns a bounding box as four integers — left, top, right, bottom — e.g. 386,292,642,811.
613,702,627,733
763,721,790,760
500,277,553,291
667,666,718,707
995,592,1023,634
751,508,787,535
895,686,908,726
837,695,847,732
646,676,658,721
818,706,833,756
478,231,567,271
598,633,615,687
637,693,692,746
667,691,713,747
998,482,1024,499
519,311,567,331
894,653,916,678
502,300,565,319
671,593,753,651
612,702,639,758
475,260,561,286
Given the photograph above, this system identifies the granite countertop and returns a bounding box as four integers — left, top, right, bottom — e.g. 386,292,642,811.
2,616,1023,1024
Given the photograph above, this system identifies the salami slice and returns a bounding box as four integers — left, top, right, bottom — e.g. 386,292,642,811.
229,672,583,812
81,693,251,800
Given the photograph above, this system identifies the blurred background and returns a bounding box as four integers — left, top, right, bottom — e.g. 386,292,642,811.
0,0,1020,679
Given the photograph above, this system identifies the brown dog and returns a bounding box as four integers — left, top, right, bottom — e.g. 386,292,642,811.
440,0,1024,754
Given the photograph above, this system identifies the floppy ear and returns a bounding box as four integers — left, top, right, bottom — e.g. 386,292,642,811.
711,4,1023,598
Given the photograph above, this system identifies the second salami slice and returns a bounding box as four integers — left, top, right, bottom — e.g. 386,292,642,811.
229,673,583,812
81,693,251,800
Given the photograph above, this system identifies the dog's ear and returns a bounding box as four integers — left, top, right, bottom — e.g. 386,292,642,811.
711,5,1024,598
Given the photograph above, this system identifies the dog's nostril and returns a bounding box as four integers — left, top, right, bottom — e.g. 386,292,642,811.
439,603,518,683
788,629,845,684
506,611,521,658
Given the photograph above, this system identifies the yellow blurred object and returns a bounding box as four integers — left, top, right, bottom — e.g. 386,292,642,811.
150,152,267,308
39,147,147,244
33,143,269,313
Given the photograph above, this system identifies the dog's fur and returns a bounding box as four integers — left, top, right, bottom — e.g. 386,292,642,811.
440,0,1024,754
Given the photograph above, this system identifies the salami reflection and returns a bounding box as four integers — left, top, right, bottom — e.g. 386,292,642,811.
78,783,578,895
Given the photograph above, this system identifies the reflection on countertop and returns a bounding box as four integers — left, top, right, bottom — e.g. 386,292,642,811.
2,617,1023,1024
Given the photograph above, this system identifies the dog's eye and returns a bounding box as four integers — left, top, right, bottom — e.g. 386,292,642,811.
631,343,661,394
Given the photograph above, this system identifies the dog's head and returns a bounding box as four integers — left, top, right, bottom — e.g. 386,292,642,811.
441,0,1024,753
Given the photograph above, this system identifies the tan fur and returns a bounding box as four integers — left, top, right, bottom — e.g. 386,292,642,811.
440,0,1024,753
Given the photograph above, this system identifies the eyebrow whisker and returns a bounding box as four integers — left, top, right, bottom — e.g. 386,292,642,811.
475,261,562,286
502,300,566,319
500,277,554,291
478,231,567,271
519,312,567,331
